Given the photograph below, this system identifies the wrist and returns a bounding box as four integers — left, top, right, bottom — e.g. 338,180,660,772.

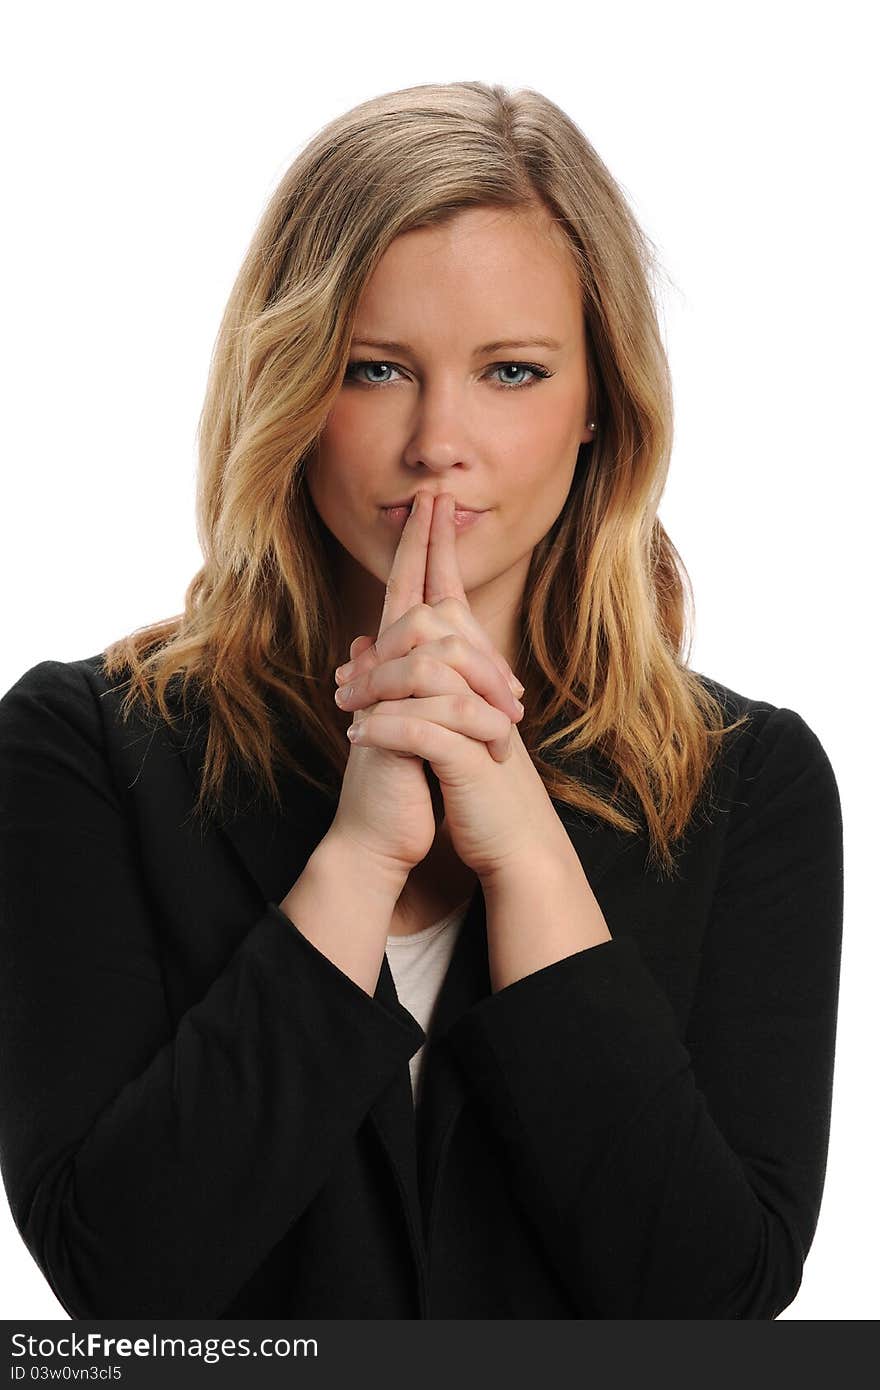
317,826,411,903
478,820,582,897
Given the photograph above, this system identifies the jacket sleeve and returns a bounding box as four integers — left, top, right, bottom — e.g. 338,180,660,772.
443,705,844,1318
0,659,426,1318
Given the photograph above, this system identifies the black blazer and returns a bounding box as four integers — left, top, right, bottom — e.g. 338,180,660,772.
0,654,843,1319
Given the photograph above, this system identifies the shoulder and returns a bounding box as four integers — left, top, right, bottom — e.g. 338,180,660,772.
0,652,144,763
0,651,123,721
692,669,841,855
693,667,837,778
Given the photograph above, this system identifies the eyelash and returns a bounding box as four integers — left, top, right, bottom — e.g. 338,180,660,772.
343,359,553,391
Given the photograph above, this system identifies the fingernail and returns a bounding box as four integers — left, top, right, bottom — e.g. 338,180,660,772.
335,663,353,683
509,676,525,698
513,698,524,717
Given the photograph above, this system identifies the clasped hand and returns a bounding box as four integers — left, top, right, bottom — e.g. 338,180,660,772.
333,489,561,881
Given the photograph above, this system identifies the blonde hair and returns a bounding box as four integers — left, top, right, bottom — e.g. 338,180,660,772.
103,79,748,879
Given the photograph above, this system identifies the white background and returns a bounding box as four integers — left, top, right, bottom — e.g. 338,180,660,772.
1,0,876,1321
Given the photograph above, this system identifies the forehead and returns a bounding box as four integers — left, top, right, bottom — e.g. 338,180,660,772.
357,205,583,336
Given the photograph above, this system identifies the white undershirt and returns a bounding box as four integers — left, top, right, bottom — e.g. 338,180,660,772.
385,901,471,1107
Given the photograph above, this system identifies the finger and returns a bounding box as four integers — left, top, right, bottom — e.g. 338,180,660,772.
348,635,374,725
378,489,434,640
352,694,511,746
336,609,432,690
426,494,524,698
349,634,374,660
434,638,525,724
424,492,469,609
336,633,377,685
338,493,521,692
337,601,521,705
338,642,525,726
347,700,512,765
339,492,523,695
432,596,523,697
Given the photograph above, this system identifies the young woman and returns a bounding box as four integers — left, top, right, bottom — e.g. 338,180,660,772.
0,80,843,1319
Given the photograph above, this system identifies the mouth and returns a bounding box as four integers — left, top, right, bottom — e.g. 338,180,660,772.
379,498,488,531
380,495,487,514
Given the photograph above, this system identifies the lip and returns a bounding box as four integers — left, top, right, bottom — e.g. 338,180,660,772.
380,502,488,531
380,494,487,511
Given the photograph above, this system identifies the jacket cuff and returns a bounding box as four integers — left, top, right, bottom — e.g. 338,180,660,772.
443,935,691,1213
266,901,427,1053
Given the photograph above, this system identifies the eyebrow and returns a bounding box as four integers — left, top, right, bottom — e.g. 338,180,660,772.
349,334,564,356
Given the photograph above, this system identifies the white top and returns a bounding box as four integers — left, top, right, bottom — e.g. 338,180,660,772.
385,900,471,1108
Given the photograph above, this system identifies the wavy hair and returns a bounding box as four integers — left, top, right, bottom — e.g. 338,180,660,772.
103,79,749,879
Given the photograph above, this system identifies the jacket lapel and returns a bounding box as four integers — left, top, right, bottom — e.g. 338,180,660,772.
162,689,636,1265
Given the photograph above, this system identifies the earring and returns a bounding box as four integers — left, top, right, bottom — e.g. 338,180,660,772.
588,421,597,430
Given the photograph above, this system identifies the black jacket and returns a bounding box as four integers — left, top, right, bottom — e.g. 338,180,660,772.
0,653,843,1319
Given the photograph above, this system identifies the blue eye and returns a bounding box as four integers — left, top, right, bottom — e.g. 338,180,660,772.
343,359,553,391
493,363,548,389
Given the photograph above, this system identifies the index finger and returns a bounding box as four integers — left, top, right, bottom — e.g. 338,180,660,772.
425,491,469,610
377,490,435,639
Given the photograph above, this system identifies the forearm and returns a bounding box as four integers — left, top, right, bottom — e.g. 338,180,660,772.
279,831,408,997
480,833,612,993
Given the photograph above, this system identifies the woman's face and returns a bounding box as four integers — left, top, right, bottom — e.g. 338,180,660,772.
305,203,595,662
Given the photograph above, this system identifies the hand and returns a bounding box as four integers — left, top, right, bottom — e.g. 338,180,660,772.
333,490,561,881
330,489,518,880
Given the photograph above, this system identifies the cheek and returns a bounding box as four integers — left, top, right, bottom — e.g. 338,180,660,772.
304,426,353,506
303,448,349,540
498,442,578,543
501,426,577,503
303,444,380,564
323,393,389,457
309,403,388,502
